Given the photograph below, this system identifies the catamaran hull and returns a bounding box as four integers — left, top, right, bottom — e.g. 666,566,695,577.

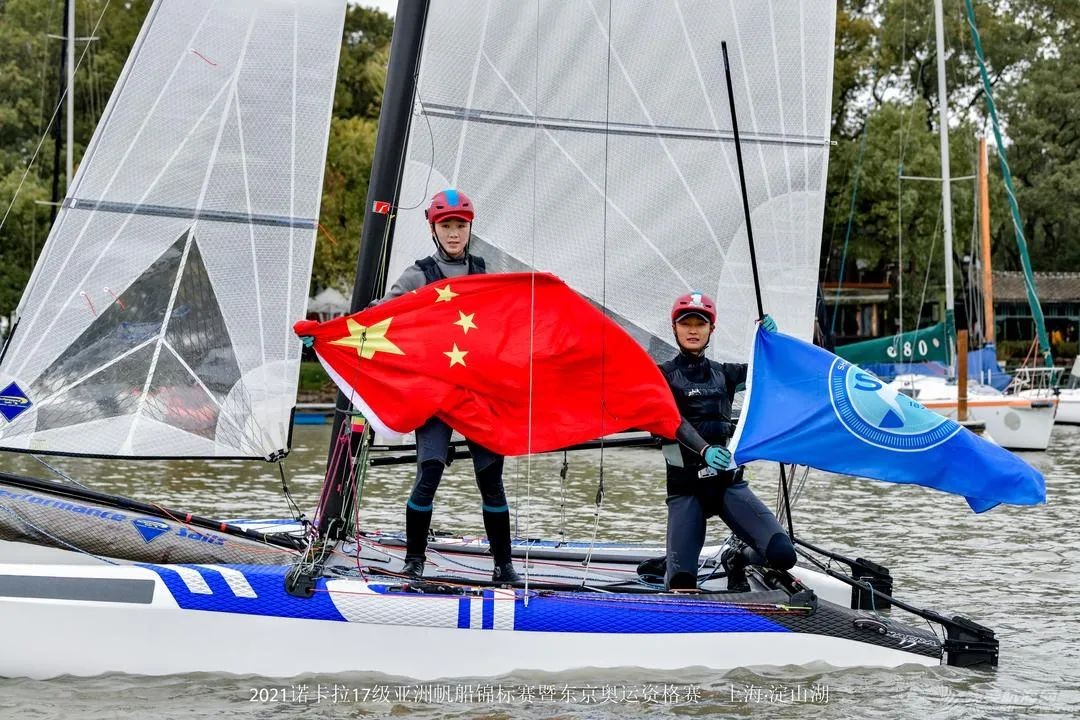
0,563,941,680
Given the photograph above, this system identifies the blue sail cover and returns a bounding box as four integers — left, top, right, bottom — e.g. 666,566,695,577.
730,329,1045,513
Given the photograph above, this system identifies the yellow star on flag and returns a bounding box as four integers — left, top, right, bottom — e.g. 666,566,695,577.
454,311,477,334
435,285,459,303
329,317,405,360
445,343,468,367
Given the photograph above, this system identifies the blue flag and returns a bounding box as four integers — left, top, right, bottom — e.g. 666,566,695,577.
730,330,1046,513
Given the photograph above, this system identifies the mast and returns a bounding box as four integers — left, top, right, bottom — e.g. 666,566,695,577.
50,0,71,223
933,0,957,370
66,0,75,188
978,136,994,345
316,0,431,539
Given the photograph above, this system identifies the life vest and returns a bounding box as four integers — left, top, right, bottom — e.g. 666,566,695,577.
659,353,736,472
416,254,486,284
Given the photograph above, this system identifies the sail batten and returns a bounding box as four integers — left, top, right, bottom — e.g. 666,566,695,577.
0,0,346,459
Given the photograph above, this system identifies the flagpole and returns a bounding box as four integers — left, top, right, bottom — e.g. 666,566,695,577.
722,41,795,539
721,41,765,320
316,0,431,540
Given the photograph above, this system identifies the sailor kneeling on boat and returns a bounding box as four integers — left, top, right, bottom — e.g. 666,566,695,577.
659,292,795,591
377,188,519,584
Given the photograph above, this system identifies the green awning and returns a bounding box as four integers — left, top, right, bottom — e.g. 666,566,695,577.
835,322,949,365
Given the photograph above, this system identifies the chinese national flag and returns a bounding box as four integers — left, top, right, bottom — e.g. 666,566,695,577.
293,272,680,455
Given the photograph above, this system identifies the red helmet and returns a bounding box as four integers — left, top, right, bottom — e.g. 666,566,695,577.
671,291,716,324
425,188,474,224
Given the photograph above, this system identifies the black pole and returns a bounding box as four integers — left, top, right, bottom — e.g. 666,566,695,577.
50,0,71,224
721,41,764,320
316,1,431,539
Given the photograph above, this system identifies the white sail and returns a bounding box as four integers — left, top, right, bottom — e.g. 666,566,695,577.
0,0,346,459
388,0,836,364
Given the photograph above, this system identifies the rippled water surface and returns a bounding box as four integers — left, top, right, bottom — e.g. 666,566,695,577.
2,424,1079,718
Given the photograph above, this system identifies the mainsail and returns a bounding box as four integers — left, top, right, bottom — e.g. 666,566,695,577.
0,0,346,458
388,0,836,364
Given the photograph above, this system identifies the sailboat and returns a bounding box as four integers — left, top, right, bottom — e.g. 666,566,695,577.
0,0,1000,679
868,5,1057,450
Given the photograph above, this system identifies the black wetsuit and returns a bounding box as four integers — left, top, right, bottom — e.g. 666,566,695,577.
659,350,795,589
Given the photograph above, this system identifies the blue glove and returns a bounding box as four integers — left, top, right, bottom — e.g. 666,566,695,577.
760,314,777,333
300,335,315,348
702,445,731,470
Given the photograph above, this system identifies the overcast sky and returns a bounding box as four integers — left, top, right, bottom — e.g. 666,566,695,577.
359,0,397,18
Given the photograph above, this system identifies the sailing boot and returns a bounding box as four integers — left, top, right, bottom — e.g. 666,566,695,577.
720,542,751,593
483,508,519,583
401,557,425,580
404,503,433,580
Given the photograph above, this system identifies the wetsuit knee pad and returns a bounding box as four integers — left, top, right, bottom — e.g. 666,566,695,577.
765,532,796,570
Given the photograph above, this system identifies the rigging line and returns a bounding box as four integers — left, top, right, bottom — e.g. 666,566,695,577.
284,8,298,416
389,83,436,213
829,120,869,337
0,502,119,565
897,2,937,338
581,0,614,588
523,0,541,601
0,0,112,240
31,454,90,490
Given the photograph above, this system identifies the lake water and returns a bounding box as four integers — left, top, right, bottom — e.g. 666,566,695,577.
1,423,1078,718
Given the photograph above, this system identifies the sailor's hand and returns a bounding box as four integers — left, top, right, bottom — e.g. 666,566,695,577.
300,335,315,348
702,445,731,470
760,314,777,333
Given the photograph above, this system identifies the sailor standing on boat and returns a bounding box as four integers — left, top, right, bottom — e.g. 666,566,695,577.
377,188,520,584
659,292,796,591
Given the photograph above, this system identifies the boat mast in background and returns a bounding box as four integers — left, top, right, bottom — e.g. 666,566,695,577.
978,136,994,345
933,0,957,371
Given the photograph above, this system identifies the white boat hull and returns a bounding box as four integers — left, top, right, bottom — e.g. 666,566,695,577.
1018,387,1080,425
892,376,1057,450
0,562,939,680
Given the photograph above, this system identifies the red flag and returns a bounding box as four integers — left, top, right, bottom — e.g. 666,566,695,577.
294,272,680,455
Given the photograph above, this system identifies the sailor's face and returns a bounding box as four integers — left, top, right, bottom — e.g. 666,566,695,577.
674,315,712,352
434,219,471,258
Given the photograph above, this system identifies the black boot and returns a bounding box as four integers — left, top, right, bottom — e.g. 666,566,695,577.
482,507,517,581
721,543,751,593
492,561,520,584
405,504,433,559
401,557,425,579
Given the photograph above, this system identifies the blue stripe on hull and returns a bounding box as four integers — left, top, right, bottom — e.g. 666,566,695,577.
457,597,470,629
142,565,791,635
512,593,790,634
143,564,346,622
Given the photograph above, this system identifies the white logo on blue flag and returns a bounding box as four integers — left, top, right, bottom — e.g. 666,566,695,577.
829,359,961,451
732,329,1045,513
